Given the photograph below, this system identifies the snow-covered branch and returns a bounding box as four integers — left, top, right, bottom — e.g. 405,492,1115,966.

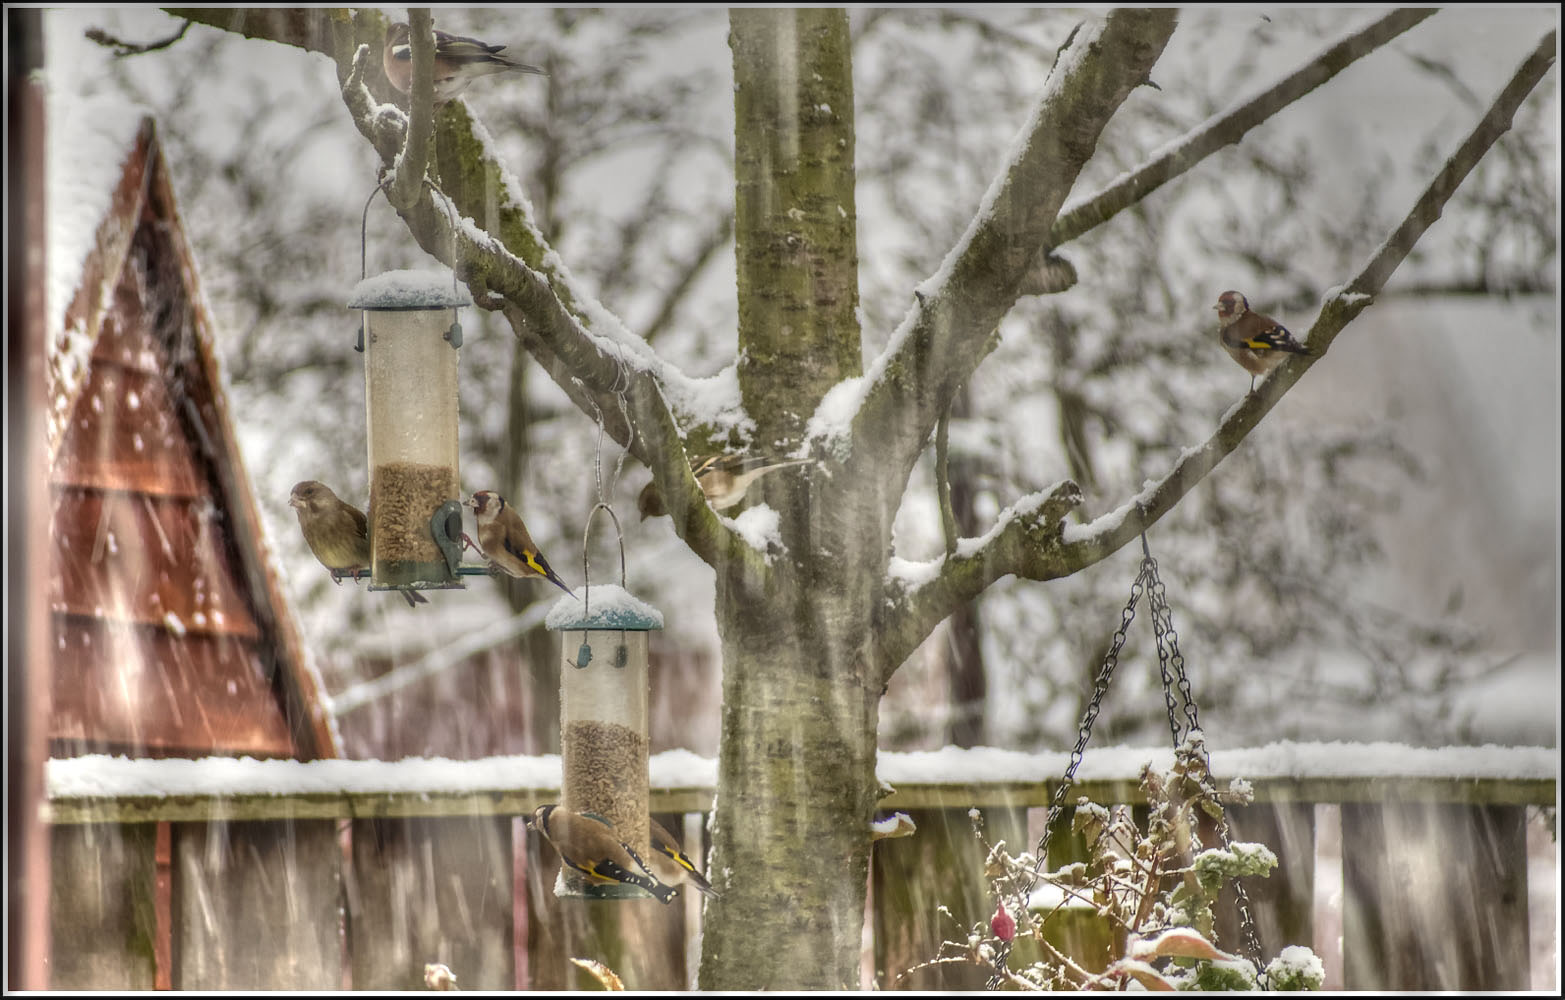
1054,30,1558,577
175,7,748,570
879,480,1084,681
845,10,1177,518
1049,9,1439,247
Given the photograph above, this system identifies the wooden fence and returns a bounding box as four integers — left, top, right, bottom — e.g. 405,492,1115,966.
44,746,1555,991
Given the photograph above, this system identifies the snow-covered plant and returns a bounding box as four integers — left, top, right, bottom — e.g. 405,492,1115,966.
918,740,1323,990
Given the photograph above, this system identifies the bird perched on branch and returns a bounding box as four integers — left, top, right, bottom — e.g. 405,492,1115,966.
383,21,546,104
646,818,720,899
638,454,813,521
527,805,678,903
289,481,427,607
1213,290,1313,392
466,490,574,596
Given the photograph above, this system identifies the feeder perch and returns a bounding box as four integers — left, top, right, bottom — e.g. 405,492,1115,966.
347,269,470,594
545,584,665,899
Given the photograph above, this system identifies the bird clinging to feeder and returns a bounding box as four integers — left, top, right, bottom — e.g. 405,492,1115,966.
289,480,427,607
646,817,720,899
527,804,677,903
466,490,575,595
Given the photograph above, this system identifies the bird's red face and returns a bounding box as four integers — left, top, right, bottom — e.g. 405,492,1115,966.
1214,291,1248,321
467,490,503,520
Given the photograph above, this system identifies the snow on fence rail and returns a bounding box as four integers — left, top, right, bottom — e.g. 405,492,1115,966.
43,743,1555,991
45,741,1556,821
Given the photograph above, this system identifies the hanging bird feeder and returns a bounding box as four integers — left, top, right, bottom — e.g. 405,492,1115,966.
545,574,664,899
346,267,470,595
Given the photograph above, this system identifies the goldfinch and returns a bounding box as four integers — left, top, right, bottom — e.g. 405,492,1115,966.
647,817,720,899
1214,290,1312,392
526,805,677,904
289,481,426,607
465,490,574,596
383,21,546,104
638,454,812,521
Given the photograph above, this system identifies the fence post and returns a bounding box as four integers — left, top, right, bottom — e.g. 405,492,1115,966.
347,814,515,990
872,804,1027,989
1343,802,1529,989
47,823,157,989
1215,801,1316,964
171,819,340,989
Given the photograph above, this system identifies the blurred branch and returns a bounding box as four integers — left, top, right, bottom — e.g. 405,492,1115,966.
1049,9,1437,247
86,18,192,56
1055,29,1557,575
640,210,734,346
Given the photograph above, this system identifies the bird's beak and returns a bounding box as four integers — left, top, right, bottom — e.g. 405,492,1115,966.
288,496,302,508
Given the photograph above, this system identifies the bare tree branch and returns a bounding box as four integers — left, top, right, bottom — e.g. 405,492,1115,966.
879,480,1084,679
1049,9,1438,247
1054,28,1557,576
87,18,192,57
847,9,1178,518
876,29,1556,682
640,209,734,346
386,10,435,210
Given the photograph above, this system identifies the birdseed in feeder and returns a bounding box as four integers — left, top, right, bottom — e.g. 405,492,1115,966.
563,718,650,857
370,460,458,582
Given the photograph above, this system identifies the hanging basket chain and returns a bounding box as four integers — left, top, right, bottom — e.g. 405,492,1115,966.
987,555,1152,989
1140,548,1266,980
987,534,1267,988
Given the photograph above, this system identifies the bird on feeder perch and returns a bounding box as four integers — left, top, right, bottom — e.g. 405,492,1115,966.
466,490,575,595
289,481,427,607
527,805,677,903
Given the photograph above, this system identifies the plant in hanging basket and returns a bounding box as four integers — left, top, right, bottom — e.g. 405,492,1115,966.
906,739,1324,991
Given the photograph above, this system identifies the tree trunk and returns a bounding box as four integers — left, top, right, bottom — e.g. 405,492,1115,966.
698,10,878,989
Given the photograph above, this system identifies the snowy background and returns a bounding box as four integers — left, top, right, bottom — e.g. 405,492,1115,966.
42,7,1558,756
35,6,1560,990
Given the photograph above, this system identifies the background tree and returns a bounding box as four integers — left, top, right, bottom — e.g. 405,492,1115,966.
59,6,1557,988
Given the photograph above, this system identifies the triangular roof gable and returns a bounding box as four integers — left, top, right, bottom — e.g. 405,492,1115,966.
49,117,337,760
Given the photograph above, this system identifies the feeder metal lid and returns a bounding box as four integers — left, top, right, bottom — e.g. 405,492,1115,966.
546,584,664,632
348,268,472,310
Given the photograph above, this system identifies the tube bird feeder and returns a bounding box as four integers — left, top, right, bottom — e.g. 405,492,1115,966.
347,269,471,595
545,584,665,898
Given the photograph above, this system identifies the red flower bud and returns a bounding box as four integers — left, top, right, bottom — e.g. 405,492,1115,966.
990,903,1015,942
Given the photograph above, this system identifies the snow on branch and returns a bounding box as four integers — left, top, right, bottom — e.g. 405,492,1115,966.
845,10,1177,507
879,480,1084,680
1054,30,1558,577
174,8,750,569
1050,9,1438,248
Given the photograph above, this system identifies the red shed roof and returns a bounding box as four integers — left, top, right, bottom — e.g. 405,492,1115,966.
48,117,336,760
